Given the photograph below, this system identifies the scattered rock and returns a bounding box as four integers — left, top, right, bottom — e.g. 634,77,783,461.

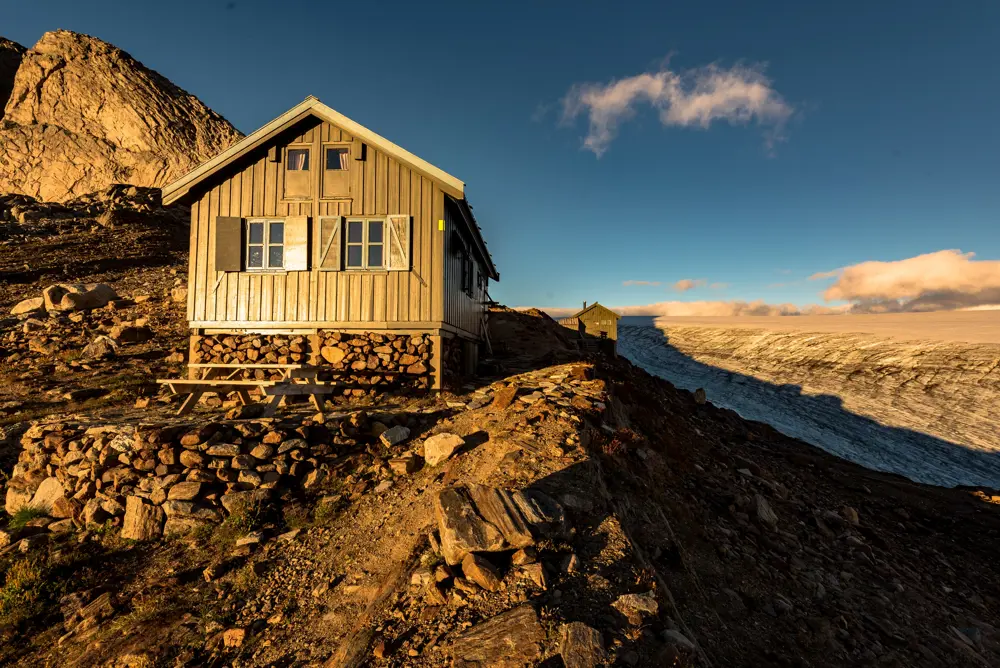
379,425,410,447
109,324,153,343
491,385,518,410
223,628,247,648
462,552,503,591
754,494,778,528
82,335,118,359
11,297,43,315
613,592,659,623
423,432,465,466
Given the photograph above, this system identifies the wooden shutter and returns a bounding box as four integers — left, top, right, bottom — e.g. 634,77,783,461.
386,214,411,271
315,216,343,271
214,216,243,271
284,216,310,271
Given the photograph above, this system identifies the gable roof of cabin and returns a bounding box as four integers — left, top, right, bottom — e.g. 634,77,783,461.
161,96,499,280
566,303,621,320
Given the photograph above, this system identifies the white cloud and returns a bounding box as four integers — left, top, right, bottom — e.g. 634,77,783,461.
561,61,793,156
673,278,706,292
812,249,1000,313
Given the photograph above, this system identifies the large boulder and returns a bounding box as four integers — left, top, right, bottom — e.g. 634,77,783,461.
42,283,119,312
0,30,242,202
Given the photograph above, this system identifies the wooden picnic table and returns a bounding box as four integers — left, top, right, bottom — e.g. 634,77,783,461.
157,363,335,417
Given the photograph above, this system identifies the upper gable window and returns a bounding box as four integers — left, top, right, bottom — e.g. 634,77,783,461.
326,147,349,170
284,146,311,199
287,148,310,171
322,144,351,199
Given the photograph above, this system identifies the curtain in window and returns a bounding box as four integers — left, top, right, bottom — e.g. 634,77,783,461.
288,151,308,170
339,149,351,170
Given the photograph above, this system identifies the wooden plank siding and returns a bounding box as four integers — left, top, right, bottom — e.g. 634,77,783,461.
442,199,489,338
187,115,455,331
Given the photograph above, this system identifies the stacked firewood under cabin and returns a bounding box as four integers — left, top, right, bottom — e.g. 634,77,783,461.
190,331,434,394
316,331,431,394
191,334,308,380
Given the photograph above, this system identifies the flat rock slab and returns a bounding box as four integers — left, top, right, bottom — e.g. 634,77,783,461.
436,484,569,565
559,622,605,668
448,604,545,666
435,486,505,565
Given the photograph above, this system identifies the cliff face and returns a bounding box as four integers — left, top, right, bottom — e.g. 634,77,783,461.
0,37,24,116
619,323,1000,488
0,30,243,201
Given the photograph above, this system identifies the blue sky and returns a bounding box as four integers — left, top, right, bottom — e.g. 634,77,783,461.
7,0,1000,313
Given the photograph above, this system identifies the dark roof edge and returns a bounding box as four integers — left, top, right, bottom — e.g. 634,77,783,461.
448,195,499,281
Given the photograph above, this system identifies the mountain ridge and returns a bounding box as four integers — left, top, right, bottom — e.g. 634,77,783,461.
0,29,242,201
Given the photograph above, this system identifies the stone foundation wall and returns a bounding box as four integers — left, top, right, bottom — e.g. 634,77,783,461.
3,417,356,539
190,331,433,395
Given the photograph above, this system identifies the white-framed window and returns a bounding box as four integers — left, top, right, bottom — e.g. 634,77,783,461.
246,218,285,270
345,218,385,270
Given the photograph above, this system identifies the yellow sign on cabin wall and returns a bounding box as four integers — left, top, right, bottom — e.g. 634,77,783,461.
438,219,445,231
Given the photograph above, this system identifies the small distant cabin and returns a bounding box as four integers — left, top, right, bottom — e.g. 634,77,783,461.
559,302,620,356
161,96,499,392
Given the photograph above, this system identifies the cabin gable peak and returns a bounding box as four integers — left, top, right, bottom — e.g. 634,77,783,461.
162,96,466,205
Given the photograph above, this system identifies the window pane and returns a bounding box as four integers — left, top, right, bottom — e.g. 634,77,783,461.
269,222,284,244
368,244,383,268
248,246,263,268
287,148,309,170
347,221,363,243
368,220,383,243
326,147,349,170
249,222,264,244
268,245,283,268
347,245,363,267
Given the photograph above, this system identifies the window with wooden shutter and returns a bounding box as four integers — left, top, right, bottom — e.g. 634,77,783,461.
386,214,411,271
315,216,344,271
284,216,310,270
215,216,243,271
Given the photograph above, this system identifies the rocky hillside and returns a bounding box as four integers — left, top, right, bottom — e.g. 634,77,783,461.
0,30,242,201
620,323,1000,490
0,299,998,666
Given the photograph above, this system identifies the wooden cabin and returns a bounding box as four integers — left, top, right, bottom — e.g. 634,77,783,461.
559,302,620,356
162,96,498,392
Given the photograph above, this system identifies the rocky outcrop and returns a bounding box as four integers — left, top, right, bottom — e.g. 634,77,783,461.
619,323,1000,488
0,30,242,201
0,37,24,115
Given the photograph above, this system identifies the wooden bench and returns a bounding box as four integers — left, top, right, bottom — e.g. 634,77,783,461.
157,363,332,417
